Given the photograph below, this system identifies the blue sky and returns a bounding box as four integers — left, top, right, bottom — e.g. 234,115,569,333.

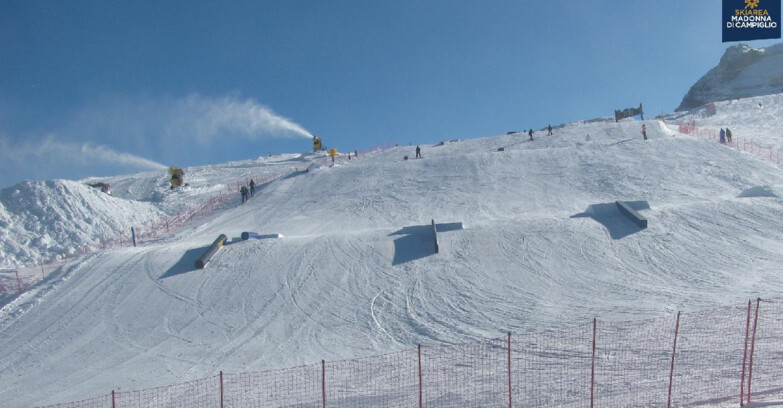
0,1,780,188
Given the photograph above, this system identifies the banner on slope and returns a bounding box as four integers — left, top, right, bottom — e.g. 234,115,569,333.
723,0,781,42
614,104,644,122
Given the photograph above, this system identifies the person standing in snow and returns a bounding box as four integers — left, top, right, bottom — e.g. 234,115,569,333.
642,124,648,140
726,128,732,143
249,179,256,197
528,129,534,141
415,145,422,159
547,124,553,135
240,185,249,204
719,128,726,144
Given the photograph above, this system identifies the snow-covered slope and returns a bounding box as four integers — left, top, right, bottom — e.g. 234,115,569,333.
0,152,327,268
2,99,783,406
668,92,783,151
677,42,783,111
0,180,164,267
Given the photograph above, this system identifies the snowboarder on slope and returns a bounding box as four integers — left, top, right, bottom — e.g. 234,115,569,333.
415,145,422,159
528,129,534,141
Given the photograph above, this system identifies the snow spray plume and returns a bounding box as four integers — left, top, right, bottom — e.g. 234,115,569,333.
0,135,169,187
179,94,314,143
31,138,167,170
78,143,168,170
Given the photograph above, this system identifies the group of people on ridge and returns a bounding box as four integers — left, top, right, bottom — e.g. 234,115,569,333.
240,179,256,204
719,128,733,144
528,124,555,141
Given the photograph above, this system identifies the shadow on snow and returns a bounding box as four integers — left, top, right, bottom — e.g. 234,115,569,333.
571,201,649,240
160,246,208,279
389,224,437,265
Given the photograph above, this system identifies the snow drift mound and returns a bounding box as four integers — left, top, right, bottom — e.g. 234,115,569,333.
677,42,783,111
0,180,165,268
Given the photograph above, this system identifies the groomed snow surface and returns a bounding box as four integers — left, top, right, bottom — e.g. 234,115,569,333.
2,94,783,407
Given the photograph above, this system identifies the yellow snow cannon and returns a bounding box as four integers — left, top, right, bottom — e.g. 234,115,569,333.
169,166,185,189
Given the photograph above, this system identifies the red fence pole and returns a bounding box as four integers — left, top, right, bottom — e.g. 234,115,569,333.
418,344,423,408
322,360,326,408
667,311,681,408
507,332,512,408
220,371,224,408
591,318,597,408
741,299,752,405
747,298,761,405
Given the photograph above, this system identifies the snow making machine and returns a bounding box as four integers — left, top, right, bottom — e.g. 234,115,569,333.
313,135,323,152
169,166,185,190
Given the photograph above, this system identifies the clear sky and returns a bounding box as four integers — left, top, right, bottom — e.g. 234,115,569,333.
1,1,781,188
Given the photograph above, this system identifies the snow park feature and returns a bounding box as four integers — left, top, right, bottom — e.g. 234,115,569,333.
194,234,227,269
431,219,438,253
616,200,648,229
240,231,283,240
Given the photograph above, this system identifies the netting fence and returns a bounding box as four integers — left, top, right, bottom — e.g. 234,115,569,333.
33,298,783,407
2,145,390,300
677,120,783,167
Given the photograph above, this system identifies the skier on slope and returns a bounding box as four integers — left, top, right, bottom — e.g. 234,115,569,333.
415,145,422,159
528,129,534,141
249,179,256,197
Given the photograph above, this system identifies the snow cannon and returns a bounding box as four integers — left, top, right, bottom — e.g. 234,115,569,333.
313,136,322,152
195,234,228,269
169,166,185,189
